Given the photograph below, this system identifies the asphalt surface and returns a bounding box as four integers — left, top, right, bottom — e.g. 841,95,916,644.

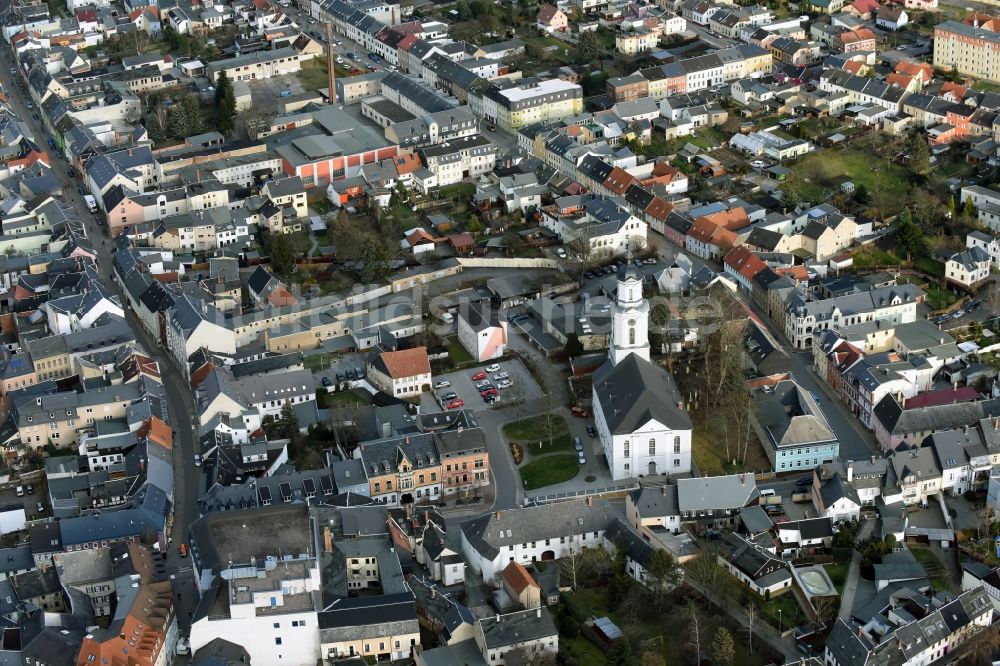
0,47,202,637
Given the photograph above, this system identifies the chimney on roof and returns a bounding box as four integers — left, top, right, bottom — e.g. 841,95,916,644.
847,462,854,483
431,587,436,598
495,511,500,520
323,527,332,553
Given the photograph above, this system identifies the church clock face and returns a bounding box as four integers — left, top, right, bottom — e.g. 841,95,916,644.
628,319,636,326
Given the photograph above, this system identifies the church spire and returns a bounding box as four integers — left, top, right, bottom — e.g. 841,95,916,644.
608,264,650,366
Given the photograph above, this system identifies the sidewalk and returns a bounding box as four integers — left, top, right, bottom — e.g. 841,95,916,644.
838,518,875,621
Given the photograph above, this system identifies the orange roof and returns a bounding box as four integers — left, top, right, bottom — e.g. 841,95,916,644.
723,246,767,280
268,286,299,307
603,167,639,196
502,561,540,594
840,28,875,43
645,197,674,221
843,60,865,75
776,265,808,282
393,152,422,175
689,217,738,249
698,207,750,231
852,0,879,12
963,12,1000,31
895,60,933,81
886,73,914,88
379,347,430,379
537,4,562,23
144,416,172,449
939,81,968,100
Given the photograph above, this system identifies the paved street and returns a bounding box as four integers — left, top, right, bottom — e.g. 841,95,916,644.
0,46,202,633
838,518,875,621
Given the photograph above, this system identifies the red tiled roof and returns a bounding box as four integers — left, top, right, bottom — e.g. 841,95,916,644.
902,386,979,409
379,347,430,379
502,561,540,594
537,4,562,23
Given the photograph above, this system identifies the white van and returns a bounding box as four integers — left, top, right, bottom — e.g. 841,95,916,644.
759,489,775,497
15,486,24,497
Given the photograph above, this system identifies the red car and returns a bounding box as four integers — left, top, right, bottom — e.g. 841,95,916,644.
479,388,497,397
446,399,465,409
471,371,487,381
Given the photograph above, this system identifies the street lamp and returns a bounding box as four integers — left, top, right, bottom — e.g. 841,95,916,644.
778,609,782,634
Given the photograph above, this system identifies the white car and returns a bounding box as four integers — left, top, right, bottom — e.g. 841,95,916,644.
434,380,451,389
486,363,501,373
493,371,510,380
497,379,513,389
750,160,767,169
336,56,344,64
556,247,567,258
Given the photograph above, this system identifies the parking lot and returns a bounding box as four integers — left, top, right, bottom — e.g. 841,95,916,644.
419,357,541,413
249,74,306,106
311,352,369,388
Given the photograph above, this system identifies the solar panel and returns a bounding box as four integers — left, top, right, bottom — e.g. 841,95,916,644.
303,478,316,498
320,476,334,494
279,483,292,501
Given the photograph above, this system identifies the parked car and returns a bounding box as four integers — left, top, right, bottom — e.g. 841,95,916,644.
179,543,188,557
67,168,76,178
486,363,501,372
446,398,465,409
321,377,332,387
586,424,596,437
584,271,595,279
25,484,33,495
194,454,202,466
434,380,451,389
643,257,657,265
36,501,44,513
479,388,497,397
354,367,363,378
497,379,513,389
15,486,23,497
76,185,85,195
442,391,458,401
571,406,589,418
472,371,487,381
556,247,567,259
476,381,493,390
493,371,509,380
795,476,813,487
336,371,345,382
577,451,586,464
574,436,583,451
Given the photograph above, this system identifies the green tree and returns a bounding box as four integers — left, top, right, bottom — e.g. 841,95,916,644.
564,332,583,357
270,233,295,277
909,135,931,178
359,237,392,283
468,214,482,234
644,548,681,606
577,30,601,65
607,640,637,666
853,183,869,205
895,210,926,260
711,627,735,666
215,70,237,135
276,400,300,441
948,194,957,216
965,196,976,219
168,102,192,139
146,114,164,143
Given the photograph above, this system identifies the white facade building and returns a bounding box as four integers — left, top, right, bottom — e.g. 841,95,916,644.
592,267,693,480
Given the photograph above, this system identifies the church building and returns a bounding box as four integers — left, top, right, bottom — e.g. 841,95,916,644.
592,266,693,480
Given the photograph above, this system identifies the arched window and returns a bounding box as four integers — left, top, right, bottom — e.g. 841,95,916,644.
629,327,635,345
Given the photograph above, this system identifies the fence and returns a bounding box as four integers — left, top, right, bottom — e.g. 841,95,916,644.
527,481,640,505
456,257,564,269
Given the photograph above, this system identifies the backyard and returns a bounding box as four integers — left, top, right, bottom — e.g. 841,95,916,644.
558,586,776,666
446,337,473,365
824,562,849,594
317,390,369,408
910,547,952,592
787,150,913,209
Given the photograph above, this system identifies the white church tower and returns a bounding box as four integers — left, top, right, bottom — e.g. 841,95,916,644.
609,266,650,366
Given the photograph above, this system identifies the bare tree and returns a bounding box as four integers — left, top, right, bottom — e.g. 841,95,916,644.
131,30,151,55
561,543,613,590
686,599,702,665
743,601,757,654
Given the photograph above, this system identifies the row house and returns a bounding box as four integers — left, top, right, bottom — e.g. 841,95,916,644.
784,283,923,349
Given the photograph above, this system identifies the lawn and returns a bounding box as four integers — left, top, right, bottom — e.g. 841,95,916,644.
789,150,913,209
438,182,476,201
505,415,573,455
317,390,369,408
825,562,849,594
560,587,774,666
446,337,473,365
519,454,579,490
910,548,952,591
303,354,331,372
913,256,945,278
296,59,350,93
852,248,902,268
690,426,769,476
924,285,959,311
760,594,805,631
